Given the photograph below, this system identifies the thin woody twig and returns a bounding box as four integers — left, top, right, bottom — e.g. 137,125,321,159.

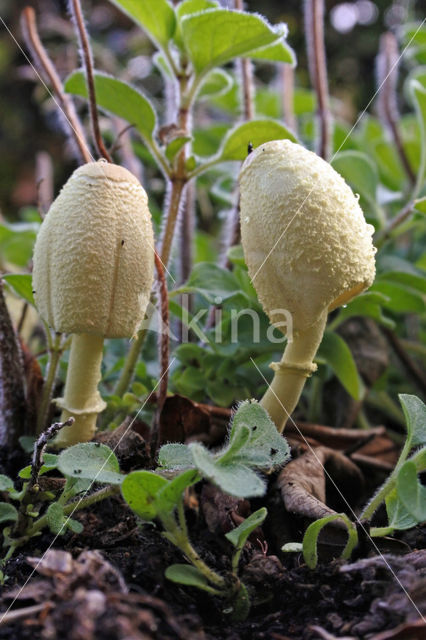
377,32,416,185
152,251,170,452
69,0,112,162
30,418,74,491
304,0,331,160
20,6,91,164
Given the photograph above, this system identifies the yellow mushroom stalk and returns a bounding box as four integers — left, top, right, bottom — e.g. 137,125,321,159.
32,161,154,446
239,140,376,433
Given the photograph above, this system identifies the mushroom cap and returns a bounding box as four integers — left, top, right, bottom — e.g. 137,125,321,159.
239,140,376,334
32,161,154,338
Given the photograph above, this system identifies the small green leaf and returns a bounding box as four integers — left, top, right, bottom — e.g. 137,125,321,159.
303,513,358,569
225,507,267,548
219,120,296,161
65,71,156,143
281,542,303,553
414,196,426,213
156,469,200,514
317,332,364,401
165,564,218,593
121,470,168,520
334,292,395,329
67,518,84,534
158,443,194,470
0,503,18,524
385,488,418,532
181,9,287,73
46,502,65,535
190,443,266,497
107,0,176,48
19,436,36,453
3,274,35,306
57,443,123,485
173,262,241,303
0,475,14,492
198,69,233,99
331,151,378,205
244,39,295,65
371,280,425,313
397,460,426,523
165,136,191,163
399,394,426,448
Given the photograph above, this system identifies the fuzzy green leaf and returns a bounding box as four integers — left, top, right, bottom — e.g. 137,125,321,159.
0,475,14,492
65,71,156,143
219,120,296,161
173,262,241,303
385,488,418,532
0,503,18,524
165,564,217,593
158,443,194,470
397,460,426,523
57,443,123,485
181,9,287,73
46,502,65,535
3,274,35,306
399,394,426,448
244,39,295,65
165,136,191,162
156,469,200,514
303,513,358,569
225,507,267,548
317,332,364,400
121,470,168,520
198,69,233,99
107,0,175,48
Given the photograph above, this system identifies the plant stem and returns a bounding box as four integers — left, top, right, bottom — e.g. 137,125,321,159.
69,0,112,162
304,0,331,160
20,7,92,164
281,64,297,133
260,311,328,433
36,333,62,434
26,484,120,538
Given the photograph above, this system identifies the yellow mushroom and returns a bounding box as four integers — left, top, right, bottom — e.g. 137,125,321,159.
239,140,376,433
32,160,154,446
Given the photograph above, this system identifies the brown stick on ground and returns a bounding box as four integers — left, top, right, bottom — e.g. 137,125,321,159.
20,7,91,164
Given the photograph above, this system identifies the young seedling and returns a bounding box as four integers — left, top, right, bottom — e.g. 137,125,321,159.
32,161,154,446
239,139,376,432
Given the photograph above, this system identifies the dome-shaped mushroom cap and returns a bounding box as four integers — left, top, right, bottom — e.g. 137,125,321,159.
32,161,154,338
239,140,376,333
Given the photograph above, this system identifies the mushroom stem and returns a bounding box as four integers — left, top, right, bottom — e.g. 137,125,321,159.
54,333,106,447
260,310,328,433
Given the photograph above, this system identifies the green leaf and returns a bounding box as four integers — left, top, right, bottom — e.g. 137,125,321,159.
244,39,295,65
371,280,425,313
67,518,84,534
385,488,418,532
190,444,266,497
3,274,35,306
0,475,14,492
107,0,176,48
225,507,267,548
281,542,303,553
396,460,426,523
165,136,191,163
181,9,287,73
173,262,241,303
410,79,426,191
303,513,358,569
121,470,168,520
46,502,66,535
198,69,233,99
57,443,123,485
399,394,426,448
331,151,378,205
19,436,36,453
0,223,38,268
19,453,58,480
165,564,218,593
176,0,218,19
414,196,426,213
156,469,200,515
333,292,395,329
158,443,194,470
65,71,156,144
317,332,364,400
0,502,18,524
219,120,296,161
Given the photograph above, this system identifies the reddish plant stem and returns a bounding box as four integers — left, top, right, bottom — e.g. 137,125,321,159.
377,32,416,185
304,0,331,160
152,251,170,452
281,64,297,133
69,0,112,162
20,6,91,164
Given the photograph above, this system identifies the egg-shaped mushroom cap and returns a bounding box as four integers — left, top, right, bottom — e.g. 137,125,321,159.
32,161,154,338
239,140,376,334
